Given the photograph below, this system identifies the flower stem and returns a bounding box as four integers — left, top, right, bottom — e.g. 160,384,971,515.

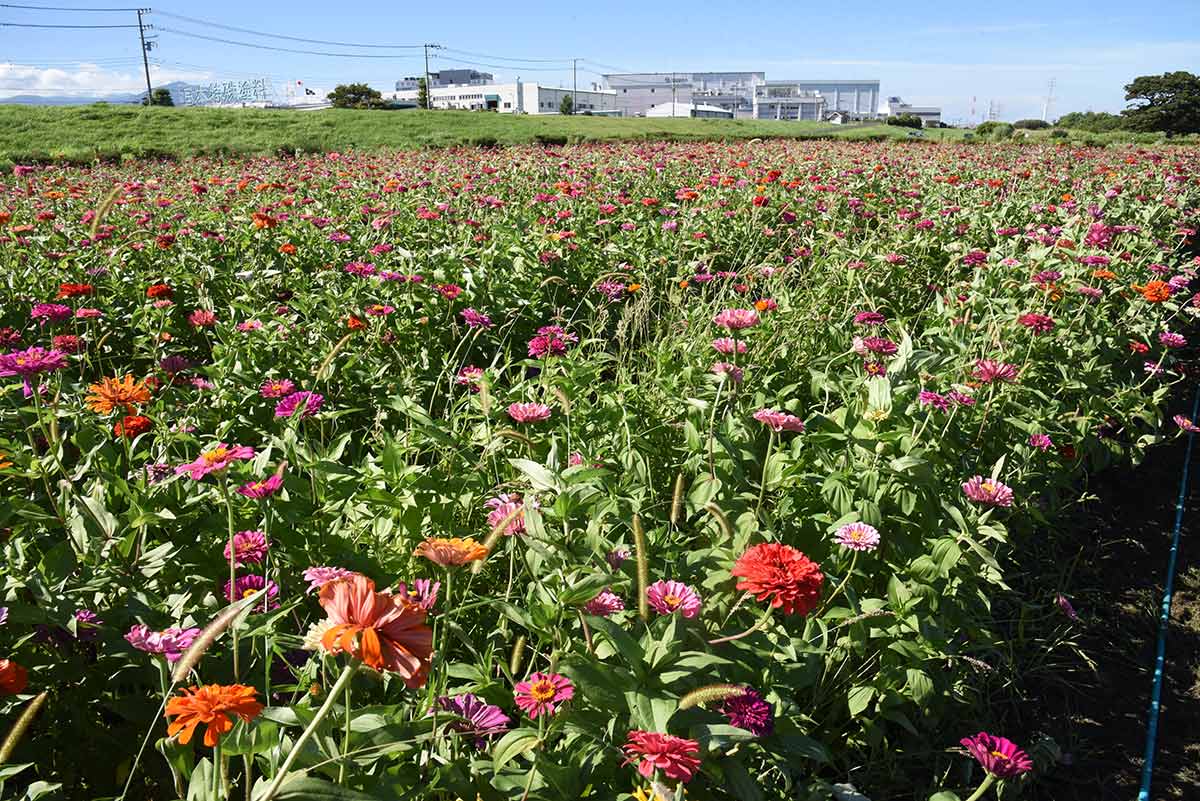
260,662,357,801
220,477,239,680
708,606,773,645
963,773,997,801
754,429,776,521
813,551,859,618
339,678,351,783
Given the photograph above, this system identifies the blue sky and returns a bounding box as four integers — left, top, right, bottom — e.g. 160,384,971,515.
1,0,1198,121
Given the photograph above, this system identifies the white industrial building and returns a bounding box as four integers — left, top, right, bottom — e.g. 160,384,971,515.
883,96,942,126
782,80,880,117
392,81,618,115
645,101,733,119
395,70,493,91
754,81,828,121
603,72,765,118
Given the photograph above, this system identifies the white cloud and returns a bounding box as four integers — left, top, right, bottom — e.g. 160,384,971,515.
0,63,214,98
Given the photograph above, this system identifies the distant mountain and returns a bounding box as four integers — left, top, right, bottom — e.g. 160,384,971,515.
0,81,190,106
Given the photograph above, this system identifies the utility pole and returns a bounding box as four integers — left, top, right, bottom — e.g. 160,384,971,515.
137,8,153,105
571,58,577,114
423,43,442,109
671,71,676,117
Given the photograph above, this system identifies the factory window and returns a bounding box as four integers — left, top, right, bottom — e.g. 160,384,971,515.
504,102,511,108
622,88,627,93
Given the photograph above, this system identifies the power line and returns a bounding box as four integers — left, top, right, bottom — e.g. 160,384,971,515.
440,46,570,64
157,26,425,59
0,2,141,9
151,10,421,49
432,53,567,73
0,20,140,27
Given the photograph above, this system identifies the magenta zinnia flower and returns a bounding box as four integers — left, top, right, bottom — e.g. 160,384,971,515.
397,578,440,611
223,530,269,565
175,443,256,480
711,362,744,383
513,672,573,719
486,493,536,535
583,589,625,617
1029,433,1053,451
834,522,880,551
853,311,886,326
646,580,702,618
972,359,1019,384
275,390,323,419
433,694,510,747
125,624,201,662
0,346,68,396
1159,331,1187,349
507,402,552,423
622,730,702,782
237,471,284,499
962,475,1015,507
753,408,805,433
713,308,760,331
223,574,280,608
919,390,951,412
1174,414,1200,434
526,325,577,359
720,687,774,737
959,732,1033,779
31,303,72,324
1017,313,1055,334
861,336,897,355
711,337,747,355
460,308,493,329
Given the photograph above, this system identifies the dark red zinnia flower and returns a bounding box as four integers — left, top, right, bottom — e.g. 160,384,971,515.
730,543,824,616
57,282,94,298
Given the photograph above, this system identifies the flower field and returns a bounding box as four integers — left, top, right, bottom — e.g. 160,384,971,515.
0,140,1198,801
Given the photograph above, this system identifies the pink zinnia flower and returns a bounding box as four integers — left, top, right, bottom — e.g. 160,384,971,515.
1017,313,1055,334
622,730,702,783
507,402,552,423
1174,414,1200,434
854,311,886,326
275,390,324,419
861,336,897,355
526,325,577,359
303,566,357,594
237,320,263,332
713,308,759,331
433,694,510,747
513,672,573,719
75,308,103,320
959,732,1033,779
962,475,1015,507
646,580,701,618
0,346,68,378
486,493,536,535
223,530,269,565
188,309,217,328
752,408,805,433
1159,331,1187,349
711,337,747,355
583,589,625,617
972,359,1019,384
711,362,744,383
175,443,255,480
834,522,880,551
125,624,201,662
919,390,951,412
606,548,630,570
260,379,295,398
1029,433,1053,451
223,574,280,608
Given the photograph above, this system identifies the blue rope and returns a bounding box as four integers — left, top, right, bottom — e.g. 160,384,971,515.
1138,384,1200,801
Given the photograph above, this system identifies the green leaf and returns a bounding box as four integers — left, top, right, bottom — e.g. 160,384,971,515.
491,727,541,772
254,776,384,800
718,757,763,801
847,685,875,717
928,793,962,801
508,458,562,493
905,669,934,704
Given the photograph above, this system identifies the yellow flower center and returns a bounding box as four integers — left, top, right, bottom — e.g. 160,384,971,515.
664,594,682,608
529,680,556,702
982,481,996,494
990,751,1009,761
202,447,229,465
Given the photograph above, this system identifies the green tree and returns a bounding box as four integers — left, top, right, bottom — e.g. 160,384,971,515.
1013,118,1050,129
417,78,429,110
885,114,921,129
327,83,384,110
1122,71,1200,134
1055,111,1127,132
142,87,174,107
559,94,574,115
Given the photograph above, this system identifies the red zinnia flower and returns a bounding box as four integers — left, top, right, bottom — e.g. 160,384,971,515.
114,414,152,439
146,283,173,299
57,282,94,298
622,730,702,782
0,659,28,695
730,543,824,616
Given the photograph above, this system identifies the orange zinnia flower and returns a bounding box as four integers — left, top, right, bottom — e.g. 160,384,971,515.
165,684,263,747
1092,269,1117,281
414,537,489,567
1137,280,1172,303
0,659,28,694
318,574,433,686
85,375,151,414
0,452,12,470
279,242,297,255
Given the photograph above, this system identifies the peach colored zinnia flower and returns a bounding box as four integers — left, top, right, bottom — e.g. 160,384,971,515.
414,537,489,567
318,574,433,686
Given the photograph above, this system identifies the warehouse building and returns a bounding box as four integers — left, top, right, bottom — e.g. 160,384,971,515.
754,82,828,120
780,79,880,117
392,81,618,114
645,101,734,119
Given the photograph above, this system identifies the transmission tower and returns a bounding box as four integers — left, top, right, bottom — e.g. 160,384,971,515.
1042,78,1056,122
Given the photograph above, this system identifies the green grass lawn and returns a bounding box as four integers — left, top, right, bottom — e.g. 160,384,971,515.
0,105,970,164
